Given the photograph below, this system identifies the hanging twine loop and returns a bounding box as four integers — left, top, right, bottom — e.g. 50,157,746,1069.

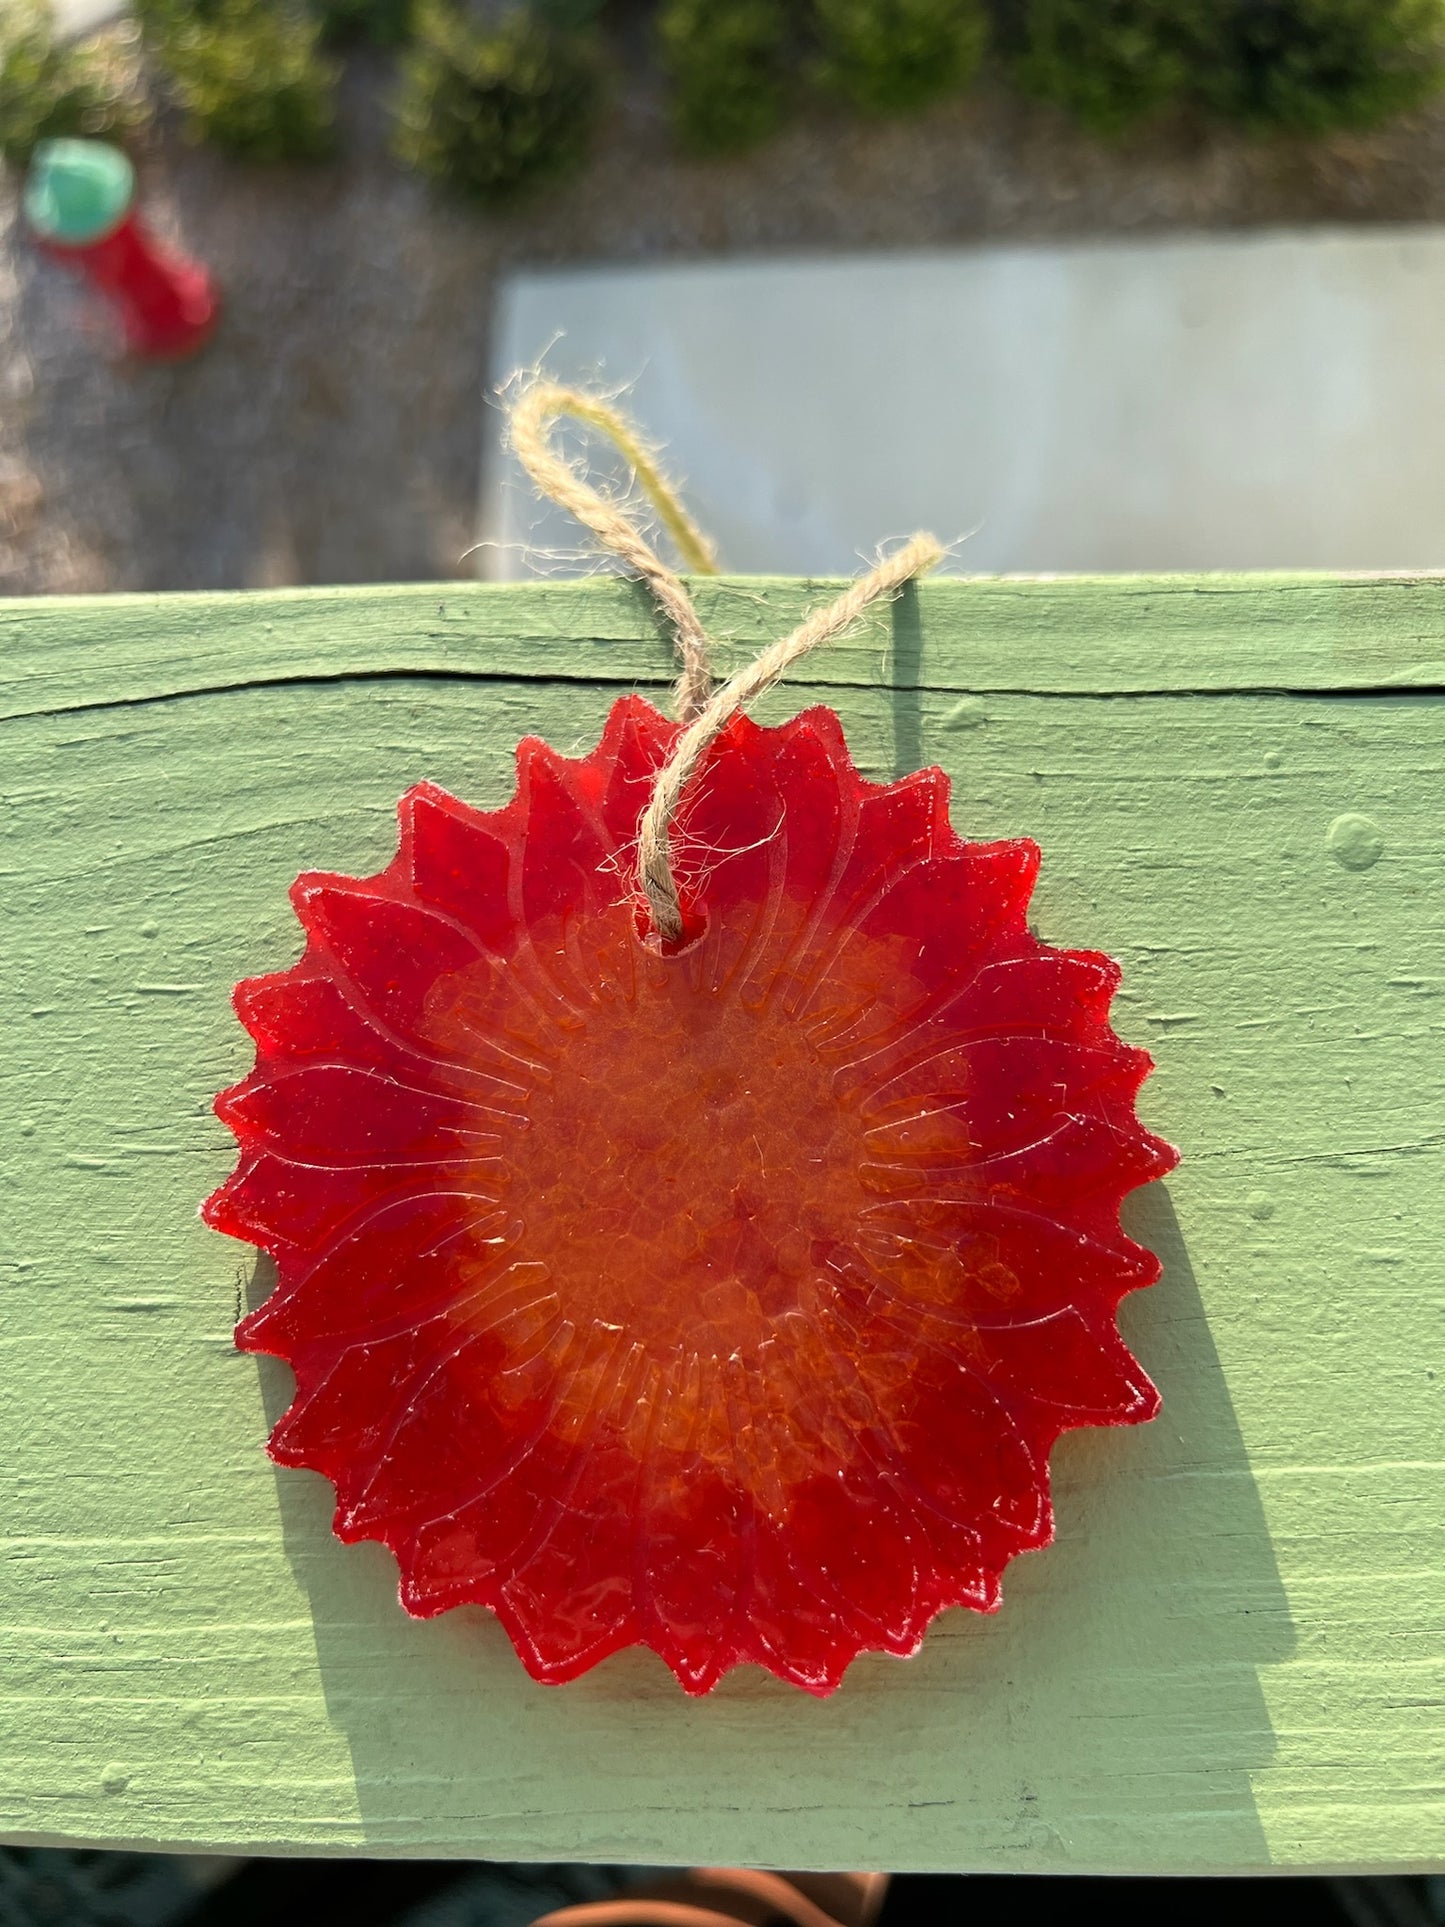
507,379,943,945
509,382,720,723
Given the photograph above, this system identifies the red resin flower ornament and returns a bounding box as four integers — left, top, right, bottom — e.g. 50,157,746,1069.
205,694,1177,1696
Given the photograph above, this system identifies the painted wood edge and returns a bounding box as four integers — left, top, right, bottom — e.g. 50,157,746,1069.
4,574,1445,722
0,1828,1438,1876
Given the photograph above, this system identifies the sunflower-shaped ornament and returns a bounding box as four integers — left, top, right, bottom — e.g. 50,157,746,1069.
206,386,1176,1696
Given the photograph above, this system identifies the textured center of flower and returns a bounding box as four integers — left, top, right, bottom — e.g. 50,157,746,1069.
503,967,873,1358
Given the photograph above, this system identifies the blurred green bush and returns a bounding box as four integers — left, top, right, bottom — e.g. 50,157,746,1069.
1011,0,1188,134
16,0,1443,192
138,0,338,161
393,1,601,203
534,0,608,24
310,0,416,48
1013,0,1445,137
0,0,149,169
814,0,989,115
1189,0,1445,134
656,0,793,153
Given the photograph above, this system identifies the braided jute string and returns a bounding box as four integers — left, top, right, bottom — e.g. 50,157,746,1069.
507,379,943,945
509,382,720,724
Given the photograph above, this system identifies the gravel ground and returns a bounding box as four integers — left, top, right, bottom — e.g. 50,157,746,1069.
8,30,1445,596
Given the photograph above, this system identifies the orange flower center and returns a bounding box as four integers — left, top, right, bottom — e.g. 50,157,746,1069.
501,954,875,1360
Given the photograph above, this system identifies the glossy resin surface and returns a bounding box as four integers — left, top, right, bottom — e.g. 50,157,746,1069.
206,696,1175,1694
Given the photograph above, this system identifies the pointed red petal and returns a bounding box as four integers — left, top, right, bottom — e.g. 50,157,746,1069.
404,784,515,952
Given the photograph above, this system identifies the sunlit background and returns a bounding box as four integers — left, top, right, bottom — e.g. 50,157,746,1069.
11,0,1445,593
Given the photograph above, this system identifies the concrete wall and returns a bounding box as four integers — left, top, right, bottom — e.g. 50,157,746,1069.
482,230,1445,578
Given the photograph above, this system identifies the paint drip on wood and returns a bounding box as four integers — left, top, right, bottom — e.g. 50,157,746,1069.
204,697,1176,1695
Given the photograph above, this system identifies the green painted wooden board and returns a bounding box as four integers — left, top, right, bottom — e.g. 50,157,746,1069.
1,577,1440,1873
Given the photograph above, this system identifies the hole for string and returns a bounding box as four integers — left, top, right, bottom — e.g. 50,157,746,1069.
633,894,708,957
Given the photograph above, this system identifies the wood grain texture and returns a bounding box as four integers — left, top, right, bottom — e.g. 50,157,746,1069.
0,576,1440,1873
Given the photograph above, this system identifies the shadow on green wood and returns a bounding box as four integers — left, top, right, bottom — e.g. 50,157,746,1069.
245,1184,1293,1866
888,581,925,782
